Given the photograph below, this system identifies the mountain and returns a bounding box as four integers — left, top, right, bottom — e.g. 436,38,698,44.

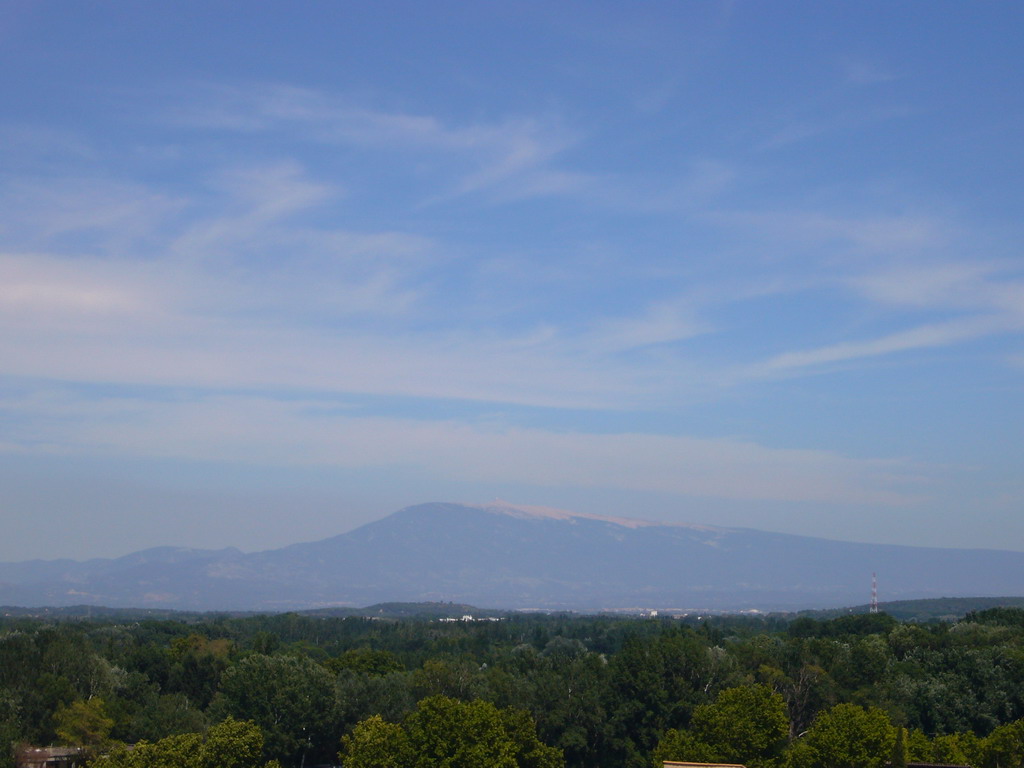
2,501,1023,611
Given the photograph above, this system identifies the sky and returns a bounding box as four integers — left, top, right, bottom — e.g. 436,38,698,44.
1,2,1023,561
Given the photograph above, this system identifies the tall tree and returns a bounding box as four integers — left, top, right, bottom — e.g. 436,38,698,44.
693,684,789,767
92,717,275,768
341,696,563,768
214,654,335,765
53,698,114,754
338,715,411,768
982,718,1024,768
787,703,895,768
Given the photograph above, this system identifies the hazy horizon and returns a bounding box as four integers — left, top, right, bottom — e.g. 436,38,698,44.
2,3,1023,561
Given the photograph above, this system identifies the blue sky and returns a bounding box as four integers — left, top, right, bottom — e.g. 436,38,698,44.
1,2,1023,561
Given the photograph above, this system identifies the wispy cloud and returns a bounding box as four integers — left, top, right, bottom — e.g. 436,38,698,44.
749,259,1024,376
759,105,913,150
0,255,147,319
840,56,899,85
2,84,1019,436
0,294,667,410
851,261,1024,313
711,208,948,255
0,123,723,411
587,298,707,353
170,83,580,203
0,176,185,254
0,387,928,508
754,315,1015,376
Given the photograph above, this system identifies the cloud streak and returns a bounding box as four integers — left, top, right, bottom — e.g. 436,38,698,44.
748,259,1024,377
755,315,1017,376
170,83,580,203
0,387,927,508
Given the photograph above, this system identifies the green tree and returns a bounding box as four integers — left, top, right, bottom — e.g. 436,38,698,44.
787,703,895,768
214,654,335,765
92,717,274,768
412,658,485,701
653,685,789,768
335,669,414,734
982,718,1024,768
891,726,908,768
691,684,789,767
327,648,403,677
341,696,563,768
779,661,835,739
604,632,713,766
932,731,983,766
521,652,608,768
54,698,114,753
249,632,281,656
338,715,411,768
0,687,21,768
124,693,207,743
201,717,269,768
905,728,932,762
652,729,716,767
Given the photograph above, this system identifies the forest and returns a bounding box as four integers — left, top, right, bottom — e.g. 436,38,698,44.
3,606,1024,768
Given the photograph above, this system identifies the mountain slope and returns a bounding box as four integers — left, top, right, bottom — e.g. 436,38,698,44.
2,502,1022,611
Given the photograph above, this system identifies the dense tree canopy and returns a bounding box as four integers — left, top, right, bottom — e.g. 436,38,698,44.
340,697,567,768
92,717,276,768
355,695,565,768
787,703,896,768
213,654,335,764
655,684,789,768
1,607,1024,768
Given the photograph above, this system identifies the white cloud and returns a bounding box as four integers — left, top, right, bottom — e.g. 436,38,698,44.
0,253,170,334
0,263,143,317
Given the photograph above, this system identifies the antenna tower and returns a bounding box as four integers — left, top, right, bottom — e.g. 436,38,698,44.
870,572,878,613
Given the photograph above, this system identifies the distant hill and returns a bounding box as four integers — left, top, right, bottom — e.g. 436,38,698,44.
0,601,501,622
802,596,1024,622
0,604,252,621
2,501,1023,612
300,602,505,620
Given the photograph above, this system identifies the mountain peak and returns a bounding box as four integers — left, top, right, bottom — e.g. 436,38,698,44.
468,499,714,531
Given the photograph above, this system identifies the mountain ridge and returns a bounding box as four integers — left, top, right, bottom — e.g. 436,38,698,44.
2,502,1022,611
